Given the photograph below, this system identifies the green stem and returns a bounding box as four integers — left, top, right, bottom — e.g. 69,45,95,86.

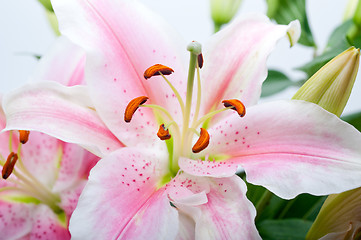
255,189,273,221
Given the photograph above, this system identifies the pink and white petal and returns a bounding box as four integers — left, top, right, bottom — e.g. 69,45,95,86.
167,173,210,206
53,142,99,193
0,201,32,239
31,36,86,86
201,14,300,117
0,100,14,158
52,0,188,147
3,81,123,157
178,157,237,178
69,147,170,239
175,176,260,240
26,204,70,239
20,132,62,188
206,100,361,199
176,211,196,240
58,179,87,222
118,188,179,240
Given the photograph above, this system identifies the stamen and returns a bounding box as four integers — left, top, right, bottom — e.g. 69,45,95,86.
124,96,149,123
19,130,30,144
197,53,204,69
2,152,18,179
157,124,171,140
222,99,246,117
192,128,210,153
144,64,174,79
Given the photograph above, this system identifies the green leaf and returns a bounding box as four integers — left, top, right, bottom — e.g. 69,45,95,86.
258,219,313,240
276,194,326,221
266,0,315,47
261,70,295,97
37,0,53,12
297,20,354,77
342,111,361,132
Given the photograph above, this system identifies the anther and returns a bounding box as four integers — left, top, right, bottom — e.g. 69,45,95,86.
2,152,18,179
157,124,171,140
19,130,30,144
197,54,204,69
222,99,246,117
124,96,149,123
144,64,174,79
192,128,210,153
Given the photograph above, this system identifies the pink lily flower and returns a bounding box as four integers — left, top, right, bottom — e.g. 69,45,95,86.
0,37,99,239
4,0,361,238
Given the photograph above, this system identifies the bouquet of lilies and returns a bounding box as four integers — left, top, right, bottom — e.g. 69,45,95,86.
2,0,361,239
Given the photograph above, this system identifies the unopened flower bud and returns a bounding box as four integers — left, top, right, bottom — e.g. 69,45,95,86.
210,0,242,32
292,47,360,117
306,187,361,240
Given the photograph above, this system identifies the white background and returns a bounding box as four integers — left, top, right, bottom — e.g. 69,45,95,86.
1,0,360,115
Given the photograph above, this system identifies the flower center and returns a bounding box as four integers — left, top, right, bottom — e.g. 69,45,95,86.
0,131,63,214
124,41,245,175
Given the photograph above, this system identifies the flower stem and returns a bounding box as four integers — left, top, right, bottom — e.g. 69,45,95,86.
255,189,273,221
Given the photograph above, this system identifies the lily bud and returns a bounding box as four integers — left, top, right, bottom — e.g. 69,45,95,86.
210,0,242,32
306,188,361,240
292,47,360,117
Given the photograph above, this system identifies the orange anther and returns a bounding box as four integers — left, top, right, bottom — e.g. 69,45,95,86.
144,64,174,79
222,99,246,117
157,124,171,140
2,152,18,179
124,96,149,123
192,128,210,153
19,130,30,144
197,54,203,69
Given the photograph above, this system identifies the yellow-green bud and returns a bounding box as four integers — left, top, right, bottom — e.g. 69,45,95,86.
210,0,242,32
306,188,361,240
292,47,360,117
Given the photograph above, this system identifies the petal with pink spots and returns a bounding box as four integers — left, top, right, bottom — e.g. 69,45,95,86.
178,157,237,178
166,172,209,206
69,147,169,239
0,201,32,239
205,100,361,199
174,175,260,239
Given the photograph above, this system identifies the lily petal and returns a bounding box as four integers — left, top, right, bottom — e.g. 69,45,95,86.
175,175,260,239
69,147,172,239
3,81,123,157
31,36,86,86
52,0,188,146
201,14,300,117
179,157,238,178
0,201,32,239
20,132,62,188
53,143,99,193
118,188,179,240
26,205,70,239
202,100,361,199
167,172,210,206
176,211,196,240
